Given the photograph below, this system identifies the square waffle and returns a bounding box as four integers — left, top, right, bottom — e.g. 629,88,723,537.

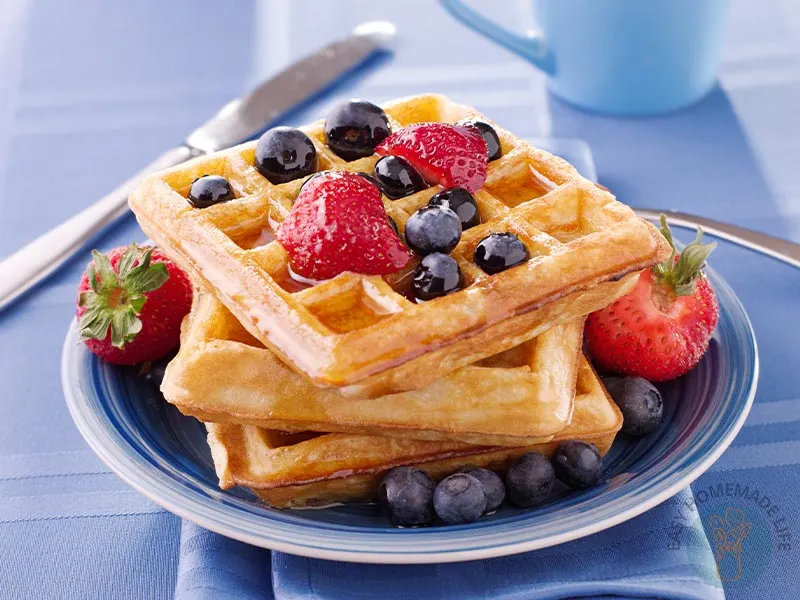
206,357,623,508
162,292,585,447
130,94,669,398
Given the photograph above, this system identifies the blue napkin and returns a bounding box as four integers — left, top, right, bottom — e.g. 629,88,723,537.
174,488,723,600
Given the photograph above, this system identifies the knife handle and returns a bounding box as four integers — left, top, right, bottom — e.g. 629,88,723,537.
0,145,196,311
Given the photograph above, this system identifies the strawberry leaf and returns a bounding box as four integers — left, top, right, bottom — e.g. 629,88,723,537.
86,264,101,294
79,243,170,348
653,215,716,297
110,310,142,348
129,296,146,313
78,290,100,310
78,307,113,342
116,244,141,278
125,261,169,295
91,250,118,289
139,247,153,270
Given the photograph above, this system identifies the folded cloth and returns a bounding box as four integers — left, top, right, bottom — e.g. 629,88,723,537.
174,489,723,600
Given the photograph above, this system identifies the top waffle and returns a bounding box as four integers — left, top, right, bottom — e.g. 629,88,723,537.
130,94,670,398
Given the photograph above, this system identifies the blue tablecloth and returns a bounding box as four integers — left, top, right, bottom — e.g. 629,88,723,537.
173,490,723,600
1,1,798,598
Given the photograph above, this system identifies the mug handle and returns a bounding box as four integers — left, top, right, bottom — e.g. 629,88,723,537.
440,0,554,73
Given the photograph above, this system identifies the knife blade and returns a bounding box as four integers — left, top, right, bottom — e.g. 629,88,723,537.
0,21,397,312
187,21,396,153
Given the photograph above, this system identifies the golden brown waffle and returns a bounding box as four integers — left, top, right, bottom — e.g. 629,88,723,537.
206,358,622,508
131,94,669,398
163,293,584,446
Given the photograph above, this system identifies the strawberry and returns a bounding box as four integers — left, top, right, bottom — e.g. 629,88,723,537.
376,122,488,192
276,171,411,280
585,216,719,381
76,244,192,365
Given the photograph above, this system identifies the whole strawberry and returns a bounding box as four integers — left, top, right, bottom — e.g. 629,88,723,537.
585,216,719,381
76,244,192,365
376,122,488,192
276,171,411,280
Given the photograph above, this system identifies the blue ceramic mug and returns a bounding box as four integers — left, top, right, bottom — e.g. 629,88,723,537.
440,0,729,115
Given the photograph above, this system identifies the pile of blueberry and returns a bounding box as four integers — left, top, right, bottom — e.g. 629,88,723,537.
378,375,663,527
184,100,535,301
379,440,603,527
405,189,475,301
406,210,532,301
184,100,504,211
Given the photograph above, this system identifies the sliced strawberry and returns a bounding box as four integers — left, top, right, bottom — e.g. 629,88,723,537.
376,123,488,193
276,171,411,280
585,217,719,381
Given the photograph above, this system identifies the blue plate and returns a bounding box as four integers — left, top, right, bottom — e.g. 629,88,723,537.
62,261,757,563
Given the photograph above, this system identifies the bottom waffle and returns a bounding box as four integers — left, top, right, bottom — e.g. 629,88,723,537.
206,358,622,508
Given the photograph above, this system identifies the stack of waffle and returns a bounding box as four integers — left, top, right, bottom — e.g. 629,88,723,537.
129,95,670,507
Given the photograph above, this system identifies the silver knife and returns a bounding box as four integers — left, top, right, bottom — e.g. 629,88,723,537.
0,21,396,311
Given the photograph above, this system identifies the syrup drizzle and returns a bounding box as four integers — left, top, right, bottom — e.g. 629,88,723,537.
248,227,276,248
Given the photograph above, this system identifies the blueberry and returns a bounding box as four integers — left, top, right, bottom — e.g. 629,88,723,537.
605,377,663,437
505,452,555,508
458,119,502,161
405,206,462,255
325,100,391,161
373,156,427,199
474,233,529,275
433,473,487,525
551,441,603,489
379,467,435,527
428,188,480,230
187,175,235,208
255,127,317,184
460,467,505,512
412,253,462,301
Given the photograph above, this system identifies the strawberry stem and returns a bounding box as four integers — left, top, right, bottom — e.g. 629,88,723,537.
78,244,169,348
652,214,716,297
